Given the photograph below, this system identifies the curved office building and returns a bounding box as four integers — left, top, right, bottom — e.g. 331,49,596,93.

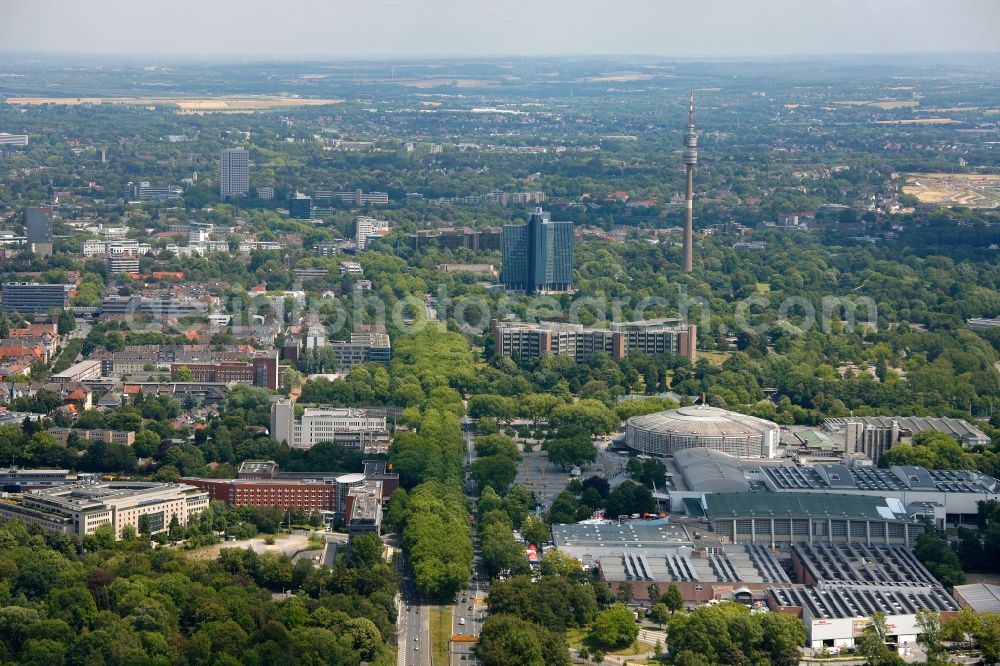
624,405,779,459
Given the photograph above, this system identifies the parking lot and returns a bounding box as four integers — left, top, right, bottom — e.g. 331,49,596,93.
514,439,630,512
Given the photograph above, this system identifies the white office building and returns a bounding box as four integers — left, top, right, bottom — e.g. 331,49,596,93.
96,225,129,240
355,216,390,250
271,399,389,453
189,227,212,244
0,481,209,540
0,133,28,146
340,261,364,276
82,239,145,257
105,254,140,275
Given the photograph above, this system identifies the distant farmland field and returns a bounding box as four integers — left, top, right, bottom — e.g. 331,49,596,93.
4,96,341,113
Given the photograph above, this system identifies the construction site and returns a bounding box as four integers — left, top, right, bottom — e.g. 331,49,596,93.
903,172,1000,208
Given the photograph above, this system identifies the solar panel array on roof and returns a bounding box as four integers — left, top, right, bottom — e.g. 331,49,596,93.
769,585,958,619
793,542,939,586
709,550,741,582
760,462,999,494
621,552,655,581
762,465,824,489
926,468,998,492
665,552,698,581
746,543,792,583
597,542,790,585
850,468,909,491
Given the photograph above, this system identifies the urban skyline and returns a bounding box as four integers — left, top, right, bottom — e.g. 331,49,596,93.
0,13,999,664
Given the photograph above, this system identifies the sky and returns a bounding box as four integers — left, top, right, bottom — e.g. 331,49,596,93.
2,0,998,59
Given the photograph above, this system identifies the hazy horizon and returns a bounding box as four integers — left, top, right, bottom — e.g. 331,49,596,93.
2,50,1000,65
3,0,999,59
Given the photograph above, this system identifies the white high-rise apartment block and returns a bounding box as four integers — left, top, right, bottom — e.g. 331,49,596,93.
355,216,390,250
220,148,249,199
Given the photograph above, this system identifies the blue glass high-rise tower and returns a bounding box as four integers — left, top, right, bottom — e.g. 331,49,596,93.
501,208,574,294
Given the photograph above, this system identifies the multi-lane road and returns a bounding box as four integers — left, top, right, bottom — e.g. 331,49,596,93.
397,577,430,666
448,526,486,665
396,537,431,666
450,415,485,665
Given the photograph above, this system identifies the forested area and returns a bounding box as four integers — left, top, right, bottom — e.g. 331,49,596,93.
0,519,397,665
477,566,600,665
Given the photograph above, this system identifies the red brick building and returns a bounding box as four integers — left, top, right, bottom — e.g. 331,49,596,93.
170,351,280,389
182,460,398,522
186,477,339,512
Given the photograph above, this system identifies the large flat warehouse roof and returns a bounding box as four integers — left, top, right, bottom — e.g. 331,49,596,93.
552,520,691,549
701,492,913,521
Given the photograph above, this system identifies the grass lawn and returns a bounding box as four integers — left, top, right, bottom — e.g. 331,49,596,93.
698,350,732,365
609,640,656,656
566,627,659,663
430,605,452,666
566,627,587,650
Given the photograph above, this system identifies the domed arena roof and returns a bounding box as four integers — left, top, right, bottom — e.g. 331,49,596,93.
624,405,780,458
626,405,778,438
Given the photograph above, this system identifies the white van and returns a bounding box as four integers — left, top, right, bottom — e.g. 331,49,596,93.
458,617,466,626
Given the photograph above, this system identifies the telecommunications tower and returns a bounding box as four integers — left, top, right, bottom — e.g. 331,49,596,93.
682,91,697,273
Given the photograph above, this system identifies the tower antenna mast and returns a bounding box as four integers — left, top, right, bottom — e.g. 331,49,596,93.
682,90,698,274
